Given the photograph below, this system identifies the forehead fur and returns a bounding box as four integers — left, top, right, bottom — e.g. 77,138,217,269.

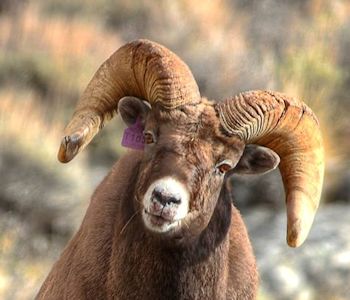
149,100,209,135
145,99,244,158
151,100,212,127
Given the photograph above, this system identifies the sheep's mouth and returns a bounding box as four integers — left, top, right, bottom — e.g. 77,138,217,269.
144,209,173,225
143,209,183,233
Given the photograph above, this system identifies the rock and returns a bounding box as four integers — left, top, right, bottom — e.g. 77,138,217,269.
243,204,350,300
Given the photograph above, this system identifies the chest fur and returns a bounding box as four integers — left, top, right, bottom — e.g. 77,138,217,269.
106,233,230,300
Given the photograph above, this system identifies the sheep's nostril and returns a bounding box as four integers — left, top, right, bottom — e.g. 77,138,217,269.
168,196,181,205
152,190,163,200
151,188,181,206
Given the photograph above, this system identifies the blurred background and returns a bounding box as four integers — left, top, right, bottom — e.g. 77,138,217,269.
0,0,349,299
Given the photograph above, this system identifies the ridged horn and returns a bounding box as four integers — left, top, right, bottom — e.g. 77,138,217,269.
58,39,200,163
217,90,324,247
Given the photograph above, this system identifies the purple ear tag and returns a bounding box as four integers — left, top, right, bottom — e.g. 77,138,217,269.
121,118,145,150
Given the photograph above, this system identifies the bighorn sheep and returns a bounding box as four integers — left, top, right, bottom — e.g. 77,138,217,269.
37,39,324,300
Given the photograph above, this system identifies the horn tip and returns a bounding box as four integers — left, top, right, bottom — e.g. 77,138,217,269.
57,135,80,163
286,192,317,248
287,219,304,248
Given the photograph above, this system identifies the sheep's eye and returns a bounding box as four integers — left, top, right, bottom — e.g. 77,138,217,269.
144,131,155,144
216,160,233,174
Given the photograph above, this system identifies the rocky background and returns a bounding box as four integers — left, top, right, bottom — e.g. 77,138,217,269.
0,1,349,299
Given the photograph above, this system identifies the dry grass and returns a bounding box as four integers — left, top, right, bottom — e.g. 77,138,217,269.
0,89,91,299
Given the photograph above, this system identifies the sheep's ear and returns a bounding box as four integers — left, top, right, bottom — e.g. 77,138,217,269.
232,145,280,175
118,97,151,126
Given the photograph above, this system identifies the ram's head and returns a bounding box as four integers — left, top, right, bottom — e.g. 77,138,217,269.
58,40,324,248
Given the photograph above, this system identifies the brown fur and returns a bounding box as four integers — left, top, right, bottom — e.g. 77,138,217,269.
37,102,259,300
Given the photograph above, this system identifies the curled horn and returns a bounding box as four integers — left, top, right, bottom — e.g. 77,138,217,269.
217,91,324,247
58,39,200,163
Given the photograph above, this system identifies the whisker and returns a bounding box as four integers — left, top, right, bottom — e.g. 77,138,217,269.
120,209,140,236
183,218,190,230
134,196,143,204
